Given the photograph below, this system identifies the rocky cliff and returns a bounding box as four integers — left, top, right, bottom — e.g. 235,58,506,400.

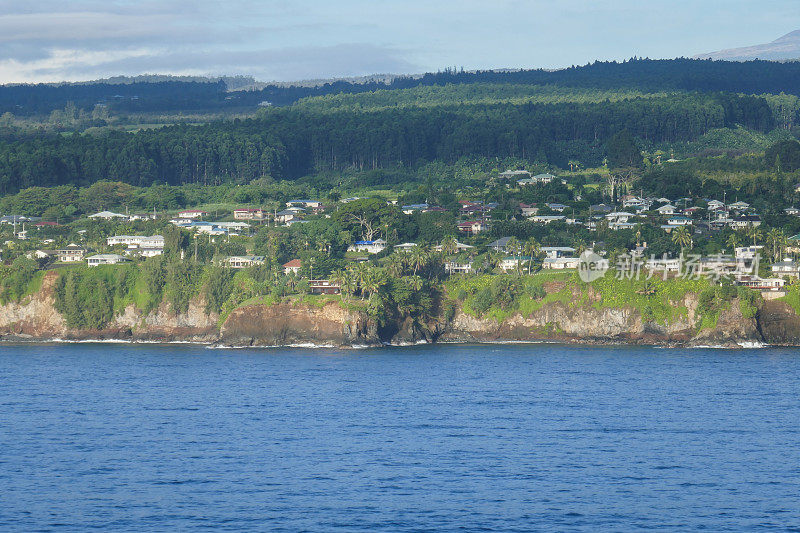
0,271,795,347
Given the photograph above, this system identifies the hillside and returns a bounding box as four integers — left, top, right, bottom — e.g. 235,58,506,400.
696,30,800,61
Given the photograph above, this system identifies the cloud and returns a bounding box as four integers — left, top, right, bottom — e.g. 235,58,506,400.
1,0,800,83
0,44,419,83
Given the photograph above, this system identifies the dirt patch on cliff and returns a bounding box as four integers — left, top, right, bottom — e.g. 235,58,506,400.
219,301,379,347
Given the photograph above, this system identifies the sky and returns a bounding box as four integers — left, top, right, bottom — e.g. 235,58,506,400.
1,0,800,84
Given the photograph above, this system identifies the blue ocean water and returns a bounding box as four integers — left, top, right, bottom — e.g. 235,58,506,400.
1,343,800,531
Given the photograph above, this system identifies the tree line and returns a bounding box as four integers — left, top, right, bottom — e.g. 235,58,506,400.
0,92,776,194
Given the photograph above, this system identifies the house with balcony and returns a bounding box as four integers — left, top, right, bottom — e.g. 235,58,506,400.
348,239,387,254
224,256,265,269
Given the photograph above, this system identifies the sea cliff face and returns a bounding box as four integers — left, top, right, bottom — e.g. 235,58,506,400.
0,272,795,347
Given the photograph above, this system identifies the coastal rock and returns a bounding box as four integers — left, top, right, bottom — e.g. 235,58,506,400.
0,271,67,338
219,301,379,347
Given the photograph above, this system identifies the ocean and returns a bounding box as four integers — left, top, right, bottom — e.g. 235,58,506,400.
1,343,799,531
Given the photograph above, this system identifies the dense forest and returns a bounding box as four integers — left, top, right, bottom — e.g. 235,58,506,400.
5,58,800,117
0,92,779,193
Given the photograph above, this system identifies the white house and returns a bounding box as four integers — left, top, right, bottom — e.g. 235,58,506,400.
666,216,692,226
444,261,474,274
540,246,576,259
433,241,474,253
348,239,387,254
56,244,86,262
177,210,207,219
656,204,677,215
87,254,129,267
107,235,165,248
283,259,303,275
530,215,565,224
500,170,531,180
533,173,556,184
542,257,580,269
735,246,764,260
233,208,266,220
772,258,800,278
606,212,635,224
457,220,488,235
88,211,128,221
394,243,418,252
224,256,265,269
499,256,533,272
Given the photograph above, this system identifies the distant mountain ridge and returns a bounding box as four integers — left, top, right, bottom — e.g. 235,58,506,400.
695,30,800,61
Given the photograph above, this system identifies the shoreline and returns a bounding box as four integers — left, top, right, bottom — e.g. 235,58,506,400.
0,335,772,350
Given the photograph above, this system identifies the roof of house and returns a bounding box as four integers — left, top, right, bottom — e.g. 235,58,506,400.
283,259,302,268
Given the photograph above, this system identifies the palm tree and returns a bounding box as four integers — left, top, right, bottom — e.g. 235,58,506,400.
440,235,458,256
330,269,348,301
407,275,424,292
726,232,740,253
574,238,588,256
352,263,369,298
409,247,427,276
768,228,786,261
340,272,357,301
386,254,405,277
361,268,385,300
672,226,693,253
524,238,540,275
747,225,762,246
505,237,521,275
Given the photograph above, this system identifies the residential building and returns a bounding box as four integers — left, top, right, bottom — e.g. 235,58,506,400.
87,254,129,267
457,220,488,235
519,203,539,218
177,210,207,219
666,216,692,226
224,256,265,269
540,246,576,259
348,239,387,254
606,212,635,224
772,258,800,278
88,211,128,221
107,235,165,248
275,210,301,224
656,204,677,215
309,280,341,295
533,173,556,184
433,241,474,253
233,208,266,220
283,259,303,275
499,256,533,272
488,237,514,252
286,200,322,209
735,275,786,292
542,257,580,269
394,243,418,252
589,204,613,215
444,261,474,274
500,170,531,180
530,215,565,224
729,214,761,230
56,244,86,262
545,203,568,213
401,204,428,214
